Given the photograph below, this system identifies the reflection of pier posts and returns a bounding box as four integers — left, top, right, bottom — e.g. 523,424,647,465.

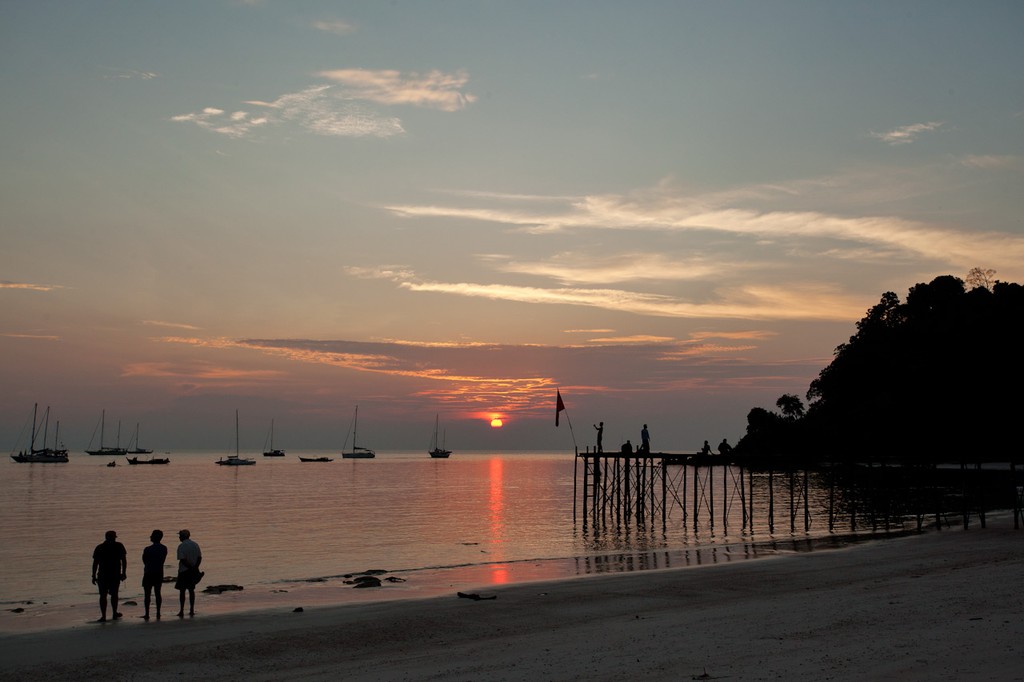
828,464,836,531
576,453,1022,536
1013,461,1022,530
789,470,796,533
739,464,748,530
747,468,755,531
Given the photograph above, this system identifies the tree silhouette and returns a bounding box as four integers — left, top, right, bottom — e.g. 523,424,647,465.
737,275,1024,463
775,394,805,420
965,267,996,292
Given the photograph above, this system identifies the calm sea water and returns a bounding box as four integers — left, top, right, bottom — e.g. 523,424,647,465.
0,451,886,633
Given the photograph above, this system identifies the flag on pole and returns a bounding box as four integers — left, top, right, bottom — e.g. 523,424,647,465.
556,389,565,426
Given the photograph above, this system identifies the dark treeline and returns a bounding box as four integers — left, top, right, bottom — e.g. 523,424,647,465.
735,272,1024,464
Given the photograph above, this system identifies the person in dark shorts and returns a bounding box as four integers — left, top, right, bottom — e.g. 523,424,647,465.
141,530,168,620
175,529,203,617
91,530,127,622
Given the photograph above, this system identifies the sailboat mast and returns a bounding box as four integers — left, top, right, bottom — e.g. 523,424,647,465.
236,410,240,458
353,406,358,449
41,407,49,450
100,409,106,448
30,403,38,451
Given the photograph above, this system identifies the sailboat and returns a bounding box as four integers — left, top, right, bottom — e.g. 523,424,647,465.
215,410,256,466
341,406,375,459
126,422,154,454
428,414,452,458
125,422,166,462
10,404,69,463
85,410,127,456
262,419,285,457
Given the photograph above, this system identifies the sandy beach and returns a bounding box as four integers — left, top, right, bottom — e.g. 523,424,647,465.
2,526,1021,681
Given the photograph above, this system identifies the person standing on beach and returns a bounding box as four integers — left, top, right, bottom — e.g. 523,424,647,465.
640,424,650,453
91,530,127,622
593,422,604,453
175,529,203,617
142,530,168,620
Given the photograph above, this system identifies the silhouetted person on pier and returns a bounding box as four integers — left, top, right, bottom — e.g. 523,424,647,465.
621,440,633,454
593,422,604,453
718,438,733,456
142,529,168,620
640,424,650,453
175,529,203,617
701,440,712,455
91,530,126,622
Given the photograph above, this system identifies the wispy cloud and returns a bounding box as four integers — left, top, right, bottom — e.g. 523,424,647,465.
959,154,1018,169
173,88,402,138
248,85,405,137
143,320,203,331
586,334,675,344
396,279,866,321
482,252,726,285
870,121,943,145
312,20,356,36
170,107,270,138
689,330,777,342
155,335,806,419
103,67,158,80
0,280,62,292
173,67,473,138
317,68,476,111
383,183,1024,271
122,361,284,382
0,332,60,341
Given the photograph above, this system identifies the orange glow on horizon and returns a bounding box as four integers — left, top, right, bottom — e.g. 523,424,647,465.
490,417,503,428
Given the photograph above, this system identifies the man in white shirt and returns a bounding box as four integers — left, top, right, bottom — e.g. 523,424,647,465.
175,529,203,617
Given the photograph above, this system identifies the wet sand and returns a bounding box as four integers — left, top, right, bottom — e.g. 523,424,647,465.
1,527,1021,681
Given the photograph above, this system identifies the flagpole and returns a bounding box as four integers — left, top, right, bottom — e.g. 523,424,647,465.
556,387,581,520
556,388,577,451
564,409,577,450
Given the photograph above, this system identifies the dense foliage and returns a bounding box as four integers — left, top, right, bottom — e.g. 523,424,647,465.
736,274,1024,463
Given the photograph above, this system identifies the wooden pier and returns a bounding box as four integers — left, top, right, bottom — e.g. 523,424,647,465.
574,450,1024,536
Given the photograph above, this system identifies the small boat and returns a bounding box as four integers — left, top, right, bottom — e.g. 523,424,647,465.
126,423,154,455
428,414,452,458
126,456,170,465
341,405,375,459
85,410,128,456
10,404,69,463
107,461,116,467
262,419,285,457
299,456,333,462
215,410,256,466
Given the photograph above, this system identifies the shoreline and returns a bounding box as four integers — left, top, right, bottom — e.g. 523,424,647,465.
0,530,907,636
2,526,1021,681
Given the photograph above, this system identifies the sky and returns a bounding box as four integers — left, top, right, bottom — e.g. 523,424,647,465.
2,1,1023,454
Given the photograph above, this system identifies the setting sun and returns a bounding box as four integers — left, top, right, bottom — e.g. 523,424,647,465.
490,418,503,428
